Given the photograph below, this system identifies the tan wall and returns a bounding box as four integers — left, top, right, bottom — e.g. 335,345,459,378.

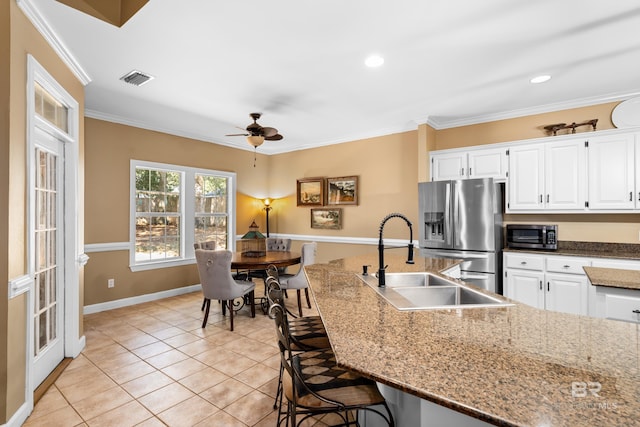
433,102,618,149
269,131,419,245
0,2,9,421
428,102,640,244
2,1,85,422
84,118,271,305
84,126,420,303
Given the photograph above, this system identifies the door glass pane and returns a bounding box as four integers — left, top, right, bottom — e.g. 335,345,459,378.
38,270,46,311
33,148,59,358
38,313,46,351
49,305,56,340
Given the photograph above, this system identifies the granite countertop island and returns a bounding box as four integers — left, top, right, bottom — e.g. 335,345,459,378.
583,266,640,291
305,252,640,427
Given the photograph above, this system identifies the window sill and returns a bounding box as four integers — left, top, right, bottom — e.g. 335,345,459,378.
130,257,196,272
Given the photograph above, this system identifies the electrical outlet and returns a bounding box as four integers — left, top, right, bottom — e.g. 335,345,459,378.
108,278,115,288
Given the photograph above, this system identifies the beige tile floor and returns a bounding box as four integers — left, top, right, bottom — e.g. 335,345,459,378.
24,284,329,426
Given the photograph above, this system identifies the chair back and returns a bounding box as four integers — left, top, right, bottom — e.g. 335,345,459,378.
266,277,284,313
300,242,316,267
267,238,291,252
281,242,316,290
194,241,216,250
195,249,251,301
266,264,279,280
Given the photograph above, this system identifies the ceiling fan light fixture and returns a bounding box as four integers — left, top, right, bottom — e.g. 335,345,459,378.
247,135,265,148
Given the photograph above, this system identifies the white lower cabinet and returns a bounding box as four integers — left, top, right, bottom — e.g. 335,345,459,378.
594,287,640,323
504,253,589,315
589,258,640,323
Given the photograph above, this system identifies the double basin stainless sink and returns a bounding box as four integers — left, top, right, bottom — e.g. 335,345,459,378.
357,272,513,311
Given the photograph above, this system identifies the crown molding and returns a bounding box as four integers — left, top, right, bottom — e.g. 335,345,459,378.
17,0,92,85
85,108,419,155
84,108,250,151
421,90,640,130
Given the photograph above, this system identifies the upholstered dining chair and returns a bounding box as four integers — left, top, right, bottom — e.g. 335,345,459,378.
194,241,217,310
193,240,216,250
266,237,291,252
195,249,256,331
279,242,316,317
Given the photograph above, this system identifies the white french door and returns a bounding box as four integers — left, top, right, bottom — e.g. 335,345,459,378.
32,127,65,387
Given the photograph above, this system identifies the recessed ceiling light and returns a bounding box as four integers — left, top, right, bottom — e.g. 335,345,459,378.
530,75,551,84
365,54,384,68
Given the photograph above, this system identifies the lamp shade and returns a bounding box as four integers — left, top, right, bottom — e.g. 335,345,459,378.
240,220,266,257
247,135,265,148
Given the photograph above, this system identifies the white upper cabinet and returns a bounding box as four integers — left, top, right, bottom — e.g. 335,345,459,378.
507,144,545,210
467,147,508,180
431,146,507,181
507,139,587,212
587,133,636,210
431,128,640,213
431,152,467,180
545,139,587,210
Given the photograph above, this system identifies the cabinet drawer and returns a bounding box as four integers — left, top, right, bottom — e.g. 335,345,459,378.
604,293,640,323
546,256,590,275
505,254,544,271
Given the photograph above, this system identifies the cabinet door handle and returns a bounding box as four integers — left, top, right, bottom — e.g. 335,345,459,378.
461,168,464,176
539,280,542,290
632,309,640,314
563,265,570,269
539,194,543,203
630,192,633,201
520,261,527,265
547,281,550,292
546,194,549,203
469,168,472,176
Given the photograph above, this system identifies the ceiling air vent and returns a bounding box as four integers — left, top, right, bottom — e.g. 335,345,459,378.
120,70,154,86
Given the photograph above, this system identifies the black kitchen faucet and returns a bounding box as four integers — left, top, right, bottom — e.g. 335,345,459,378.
378,213,415,287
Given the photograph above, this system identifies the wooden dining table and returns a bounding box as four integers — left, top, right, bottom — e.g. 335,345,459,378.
231,250,301,314
230,250,301,271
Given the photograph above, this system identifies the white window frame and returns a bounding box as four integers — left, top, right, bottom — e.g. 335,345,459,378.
130,160,236,272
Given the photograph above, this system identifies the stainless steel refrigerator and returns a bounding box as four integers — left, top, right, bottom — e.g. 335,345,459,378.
418,178,504,294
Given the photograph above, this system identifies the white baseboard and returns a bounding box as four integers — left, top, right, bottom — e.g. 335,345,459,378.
83,284,202,314
4,400,31,427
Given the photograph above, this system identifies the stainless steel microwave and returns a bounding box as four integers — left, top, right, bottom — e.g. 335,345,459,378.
506,224,557,250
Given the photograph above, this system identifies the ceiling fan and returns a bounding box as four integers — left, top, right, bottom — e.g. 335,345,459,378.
226,112,284,148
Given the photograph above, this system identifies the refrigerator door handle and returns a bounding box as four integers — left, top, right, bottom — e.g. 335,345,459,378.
460,272,491,280
444,182,453,247
422,249,489,259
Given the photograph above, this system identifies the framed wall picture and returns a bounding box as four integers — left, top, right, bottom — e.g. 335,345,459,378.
311,208,342,230
296,177,324,206
327,176,358,205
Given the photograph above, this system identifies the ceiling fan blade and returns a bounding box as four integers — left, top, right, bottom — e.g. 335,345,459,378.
261,127,278,138
225,133,249,137
265,133,283,141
